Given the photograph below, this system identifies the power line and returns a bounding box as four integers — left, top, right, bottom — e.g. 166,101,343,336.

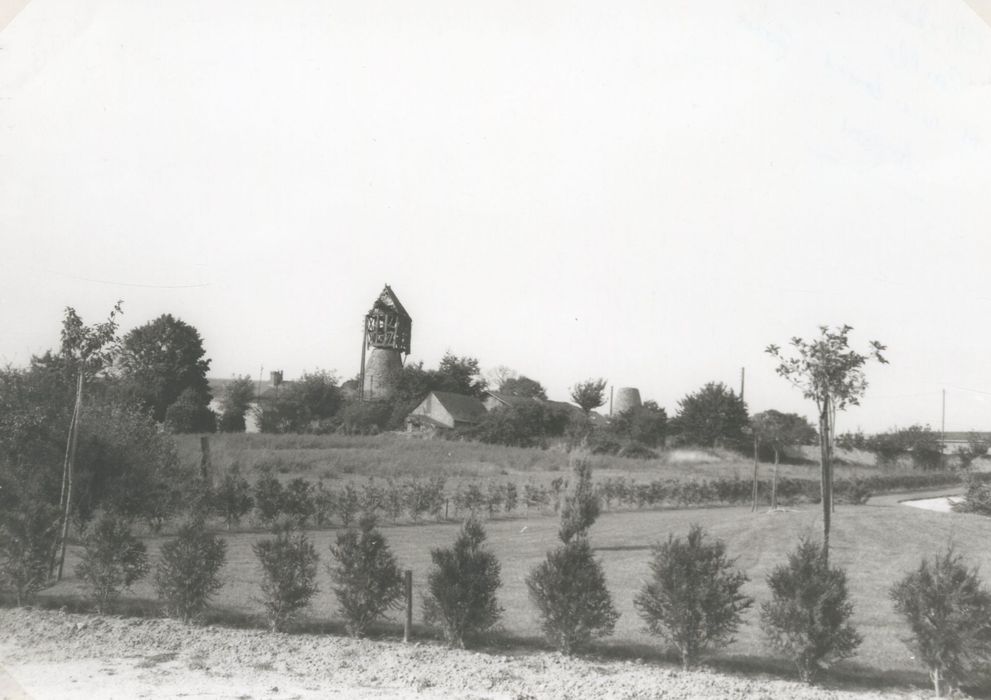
41,269,210,289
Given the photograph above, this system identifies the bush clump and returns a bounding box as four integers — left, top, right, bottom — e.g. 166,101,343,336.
423,518,502,648
209,467,254,529
254,524,319,631
527,538,619,654
154,518,227,622
760,539,861,683
634,524,753,669
253,471,285,525
328,515,404,637
76,514,149,613
890,549,991,697
0,502,59,606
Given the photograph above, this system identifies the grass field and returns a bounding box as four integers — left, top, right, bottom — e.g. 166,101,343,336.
176,432,884,489
42,492,991,691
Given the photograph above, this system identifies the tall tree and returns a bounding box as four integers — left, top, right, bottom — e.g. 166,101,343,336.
766,325,886,561
499,375,547,400
672,382,748,448
119,314,212,423
218,375,256,432
570,378,607,414
54,302,124,578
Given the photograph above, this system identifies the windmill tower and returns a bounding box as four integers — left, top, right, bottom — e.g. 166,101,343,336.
360,285,411,401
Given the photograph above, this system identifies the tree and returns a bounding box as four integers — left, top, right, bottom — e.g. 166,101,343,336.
499,375,547,400
760,539,861,683
256,370,341,434
218,375,255,432
607,401,668,447
328,515,404,637
890,549,991,697
672,382,748,448
55,302,124,579
423,518,503,648
570,378,607,415
164,387,216,433
469,401,569,448
751,411,817,510
434,352,488,398
527,454,619,654
767,326,887,560
119,314,212,423
867,425,941,471
634,525,753,669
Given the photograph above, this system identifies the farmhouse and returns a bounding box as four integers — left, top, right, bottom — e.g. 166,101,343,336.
406,391,488,431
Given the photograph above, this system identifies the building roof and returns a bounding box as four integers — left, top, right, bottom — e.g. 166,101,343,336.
483,390,533,407
369,284,411,321
431,391,488,423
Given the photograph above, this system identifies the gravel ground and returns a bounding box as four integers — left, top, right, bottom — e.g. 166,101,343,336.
0,608,927,699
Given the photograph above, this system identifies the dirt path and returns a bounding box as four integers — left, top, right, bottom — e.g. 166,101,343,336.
0,608,929,699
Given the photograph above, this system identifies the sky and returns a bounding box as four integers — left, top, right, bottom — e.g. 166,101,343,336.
1,0,991,433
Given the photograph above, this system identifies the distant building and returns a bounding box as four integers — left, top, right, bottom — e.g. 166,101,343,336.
406,391,487,431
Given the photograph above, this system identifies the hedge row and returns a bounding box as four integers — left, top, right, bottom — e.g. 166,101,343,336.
202,468,984,530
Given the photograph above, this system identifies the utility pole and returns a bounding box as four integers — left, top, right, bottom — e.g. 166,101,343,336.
740,367,745,401
940,388,946,470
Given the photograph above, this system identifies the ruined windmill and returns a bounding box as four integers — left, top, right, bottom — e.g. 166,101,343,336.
360,285,411,400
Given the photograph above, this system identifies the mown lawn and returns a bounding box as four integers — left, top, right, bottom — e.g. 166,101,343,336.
45,496,991,689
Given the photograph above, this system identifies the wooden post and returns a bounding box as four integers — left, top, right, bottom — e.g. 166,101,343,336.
403,569,413,642
57,373,84,581
751,433,759,512
200,435,211,482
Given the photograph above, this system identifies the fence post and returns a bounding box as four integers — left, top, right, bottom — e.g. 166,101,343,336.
403,569,413,642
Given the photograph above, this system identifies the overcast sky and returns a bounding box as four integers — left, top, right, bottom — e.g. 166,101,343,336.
2,0,991,433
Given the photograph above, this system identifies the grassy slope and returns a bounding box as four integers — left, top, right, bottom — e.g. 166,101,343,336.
46,497,990,687
176,432,881,486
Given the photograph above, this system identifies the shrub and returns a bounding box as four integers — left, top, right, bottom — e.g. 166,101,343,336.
527,538,619,654
209,467,253,529
954,476,991,516
890,549,991,697
760,539,861,683
0,501,59,606
527,455,618,654
453,483,486,516
361,479,385,517
253,525,319,632
76,514,149,613
423,518,503,648
313,479,336,526
617,441,658,460
282,477,316,526
336,399,392,435
634,524,753,669
328,515,404,637
337,484,361,528
384,479,405,522
154,518,227,622
504,481,518,513
253,471,284,525
558,452,599,543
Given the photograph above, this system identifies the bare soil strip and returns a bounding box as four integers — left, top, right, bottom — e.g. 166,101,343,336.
0,609,925,699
